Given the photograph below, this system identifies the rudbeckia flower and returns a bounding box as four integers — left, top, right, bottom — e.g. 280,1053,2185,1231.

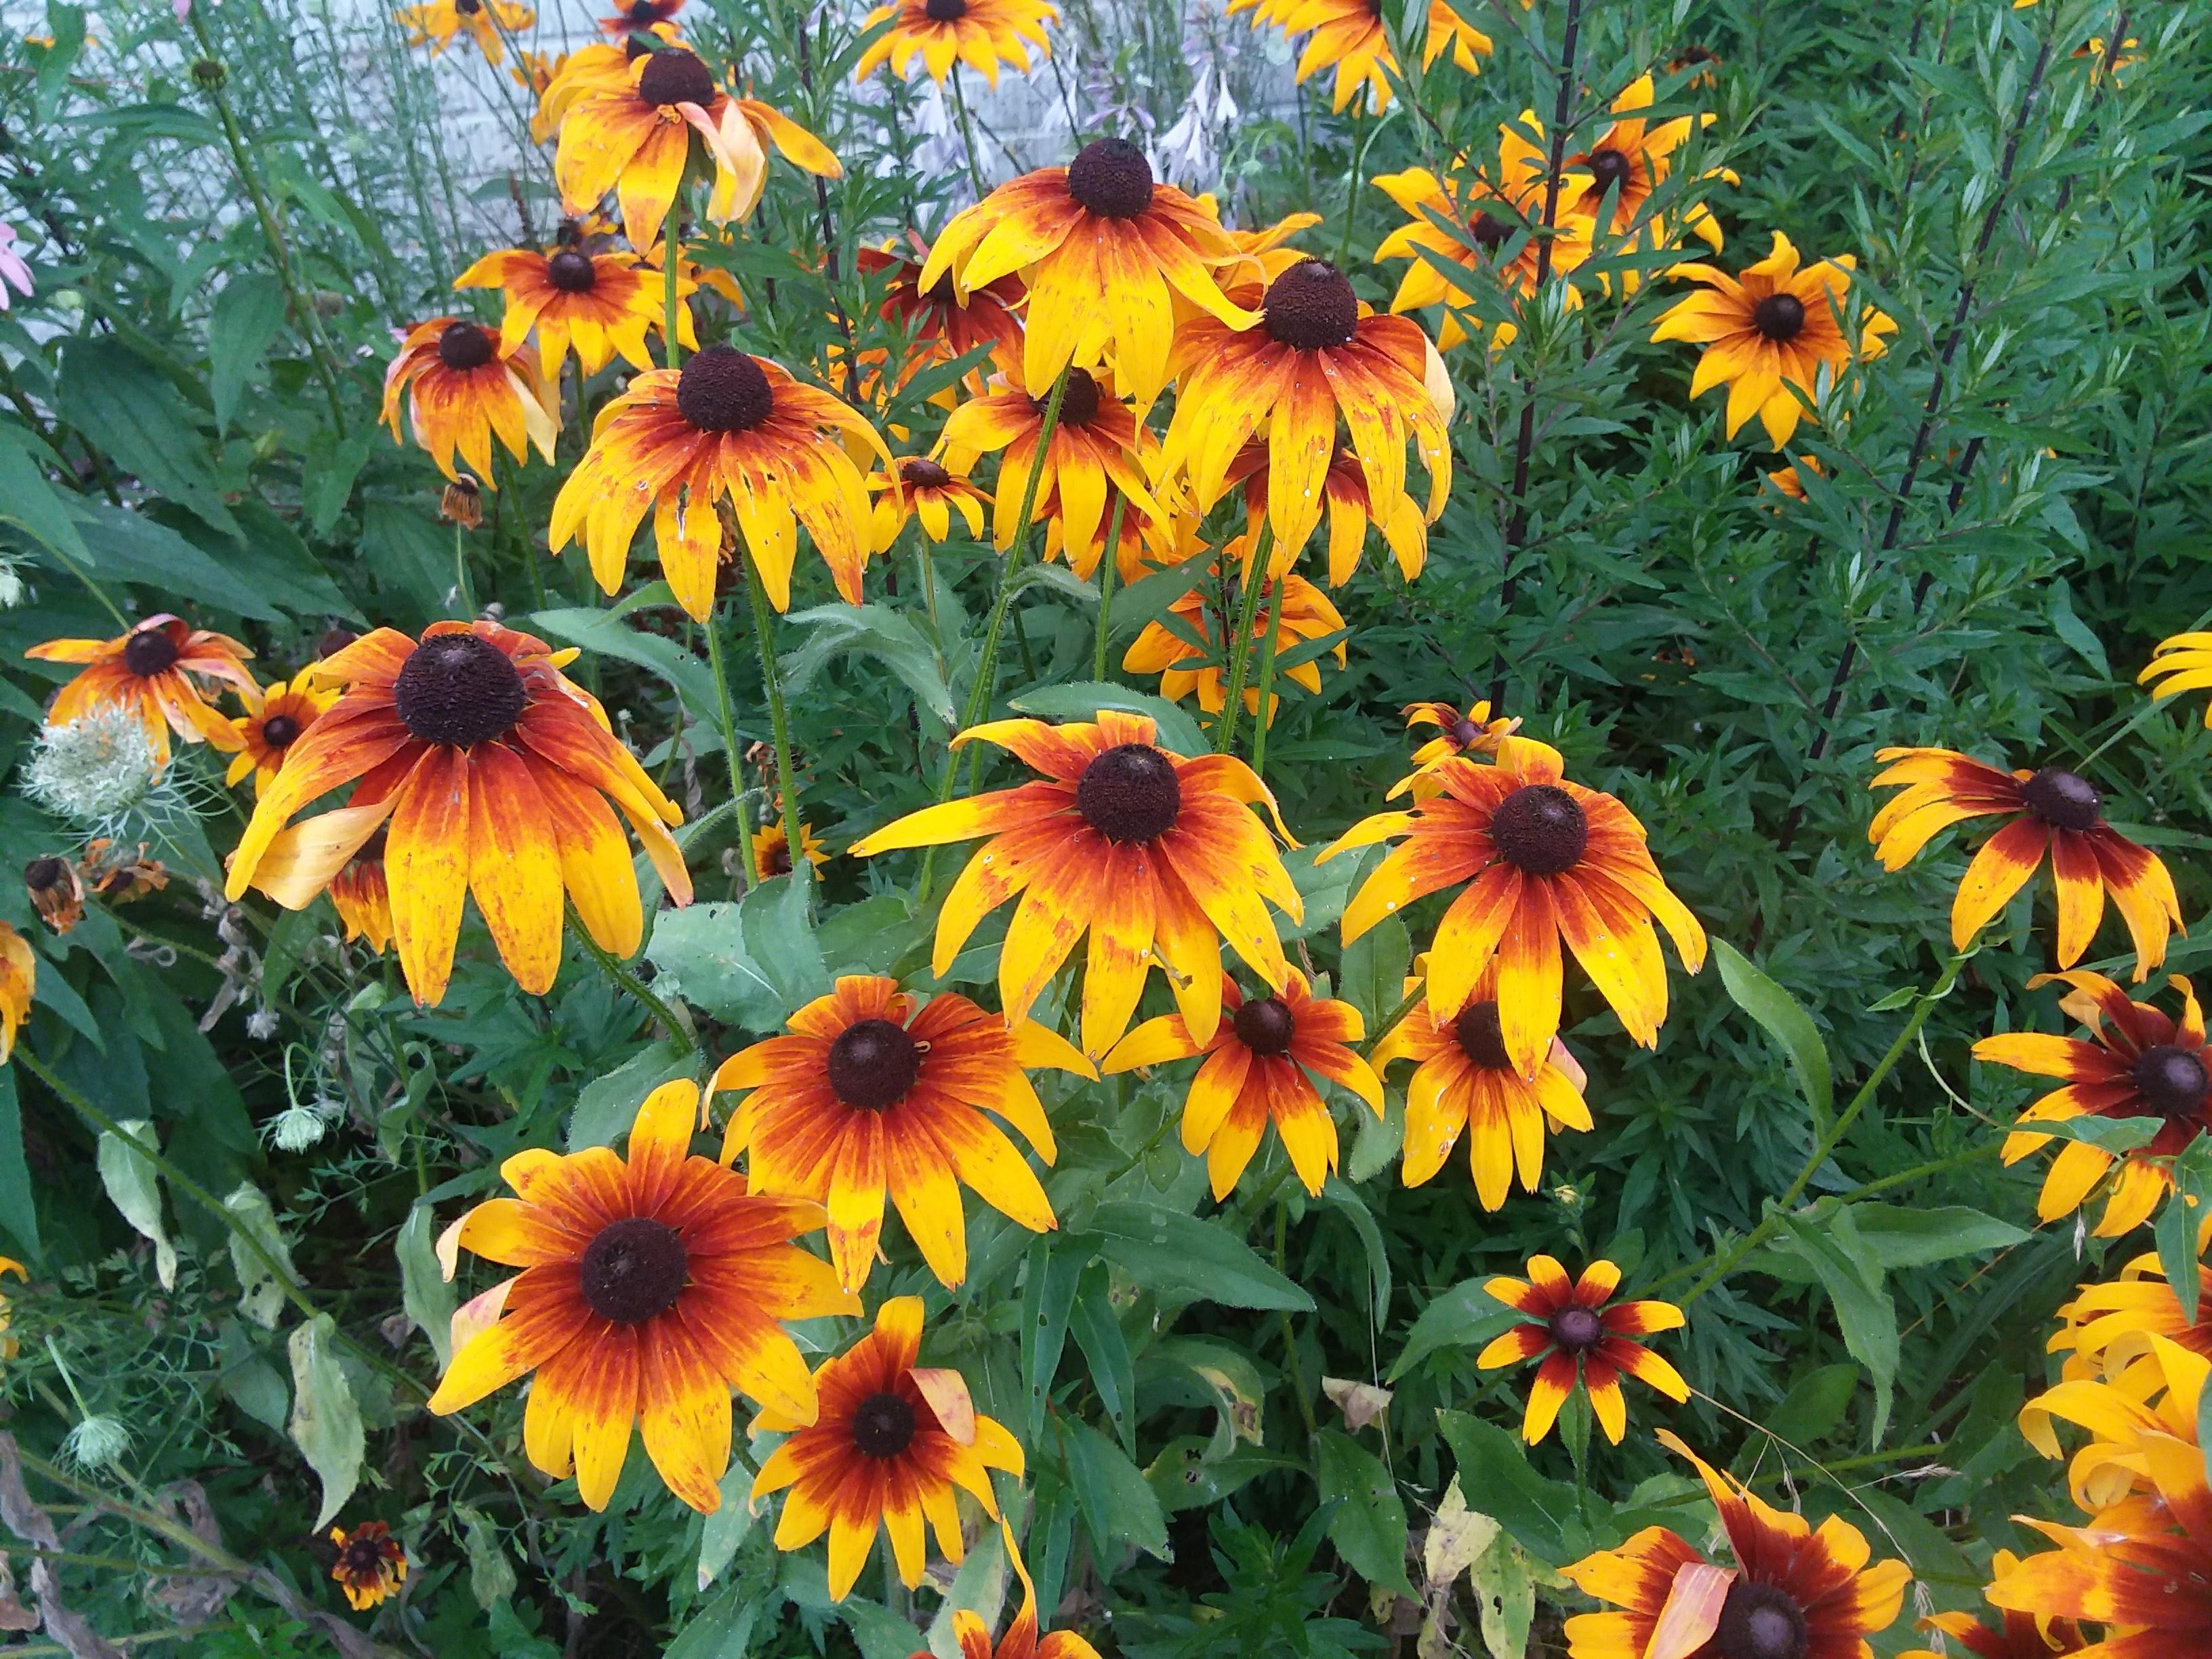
1652,232,1896,447
2018,1330,2203,1512
1159,258,1450,574
1975,970,2211,1238
1565,72,1725,285
1374,119,1595,351
531,28,677,142
24,856,83,935
1122,561,1347,724
1868,747,2181,977
222,676,337,795
395,0,535,63
1218,438,1430,587
854,0,1057,87
855,234,1025,405
1368,962,1593,1208
868,456,991,551
1477,1255,1687,1443
0,922,32,1063
919,138,1254,408
710,975,1091,1290
750,818,828,883
80,841,165,905
225,621,694,1006
26,615,257,764
381,317,558,484
1327,739,1707,1078
1562,1432,1910,1659
940,367,1166,558
1102,968,1381,1199
329,828,394,954
1898,1552,2085,1659
455,238,693,376
1226,0,1490,112
553,47,841,250
596,0,680,35
849,710,1302,1059
2046,1248,2212,1390
428,1080,857,1511
327,1521,408,1611
549,344,889,619
1762,455,1822,501
752,1296,1023,1600
2139,629,2212,727
956,1519,1103,1659
1389,699,1518,799
1670,45,1721,87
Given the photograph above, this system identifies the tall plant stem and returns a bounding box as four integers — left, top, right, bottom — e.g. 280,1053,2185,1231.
703,616,756,889
742,556,810,902
567,911,697,1048
1248,574,1287,779
1337,104,1377,267
949,68,989,199
1094,493,1128,680
1214,528,1277,756
663,224,684,371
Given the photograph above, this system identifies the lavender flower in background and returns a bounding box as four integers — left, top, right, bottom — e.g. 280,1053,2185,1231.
0,225,35,311
1155,63,1240,192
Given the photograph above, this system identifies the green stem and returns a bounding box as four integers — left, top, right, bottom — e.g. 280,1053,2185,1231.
741,556,810,903
703,613,756,890
1094,493,1128,680
1248,573,1286,779
1214,529,1276,756
948,68,988,198
1274,1200,1319,1448
566,912,697,1050
1338,106,1378,268
452,519,473,617
663,232,683,371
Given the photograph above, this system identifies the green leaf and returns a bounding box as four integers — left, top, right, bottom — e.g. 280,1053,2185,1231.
287,1313,365,1529
1390,1277,1513,1380
1713,939,1832,1131
783,602,956,725
1436,1411,1572,1563
95,1118,178,1289
2020,1114,2164,1154
1061,1417,1170,1560
309,432,374,537
1773,1210,1900,1443
1068,1261,1136,1452
56,337,241,540
207,274,286,435
568,1041,699,1152
531,596,720,725
1087,1201,1315,1311
1320,1179,1391,1326
1338,916,1410,1033
455,1503,518,1610
0,424,88,563
2048,580,2110,677
0,1069,37,1257
1021,1236,1087,1446
33,3,85,119
397,1204,457,1368
1315,1429,1414,1595
1010,682,1207,756
1765,1364,1859,1446
62,498,281,620
221,1181,298,1330
1839,1203,2030,1270
644,876,828,1035
695,1454,758,1592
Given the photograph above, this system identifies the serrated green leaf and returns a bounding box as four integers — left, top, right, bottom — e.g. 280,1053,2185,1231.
1087,1201,1315,1311
1316,1429,1414,1595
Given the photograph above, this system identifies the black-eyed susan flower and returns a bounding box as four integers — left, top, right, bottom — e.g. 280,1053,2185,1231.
0,921,31,1063
1563,1432,1910,1659
2046,1248,2212,1388
225,621,693,1006
1898,1553,2084,1659
454,238,693,377
1762,455,1822,501
549,344,888,619
869,455,991,551
1565,72,1723,272
1160,258,1450,575
1327,740,1706,1078
956,1519,1103,1659
1477,1255,1686,1443
1374,121,1595,351
1122,561,1346,725
1227,0,1489,112
597,0,680,35
223,676,337,796
1048,488,1200,586
1102,968,1380,1199
1670,45,1721,88
919,138,1254,409
750,818,828,882
939,367,1166,558
329,828,394,954
1218,438,1430,587
1368,962,1592,1208
24,856,83,935
2018,1330,2203,1515
1868,747,2181,977
79,840,165,906
855,234,1025,405
380,317,558,483
1652,232,1896,447
1975,970,2211,1238
854,0,1057,87
554,47,840,249
752,1296,1023,1600
2139,630,2212,726
849,710,1302,1060
395,0,534,63
1389,699,1517,799
532,29,676,142
710,975,1090,1290
429,1080,857,1511
26,615,258,764
327,1520,407,1611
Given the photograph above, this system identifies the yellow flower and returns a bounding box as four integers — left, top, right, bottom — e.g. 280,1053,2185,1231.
394,0,535,64
853,0,1057,87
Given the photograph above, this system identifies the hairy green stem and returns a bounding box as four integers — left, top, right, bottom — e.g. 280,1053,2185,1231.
566,912,696,1049
1248,573,1287,779
1094,493,1128,680
742,555,810,903
1214,528,1277,755
703,613,756,887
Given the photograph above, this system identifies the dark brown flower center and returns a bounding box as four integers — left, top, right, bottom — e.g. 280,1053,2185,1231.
317,626,359,659
1076,743,1181,844
1449,717,1482,749
547,247,598,293
764,838,792,876
340,1536,390,1576
1471,211,1513,253
638,47,716,107
1065,136,1154,219
1263,258,1359,350
851,1390,918,1458
1587,147,1633,192
1716,1582,1808,1659
2135,1044,2209,1118
455,0,480,14
1033,366,1101,428
628,0,658,16
827,1017,922,1111
1233,996,1297,1057
676,344,775,432
391,632,527,748
901,457,953,489
1548,1305,1604,1351
121,628,180,678
1490,784,1587,876
924,0,968,17
2021,767,2103,832
260,713,302,747
578,1216,689,1324
437,321,495,371
1751,293,1805,342
24,856,66,893
1453,1000,1514,1071
626,32,655,57
1679,45,1715,64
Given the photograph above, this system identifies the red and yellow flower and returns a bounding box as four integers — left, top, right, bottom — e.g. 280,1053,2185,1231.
381,317,558,483
549,344,889,619
327,1520,407,1611
869,455,991,550
2139,629,2212,727
455,239,692,377
1478,1255,1687,1443
1389,699,1518,799
1103,968,1382,1198
596,0,681,35
428,1080,857,1512
709,975,1091,1290
0,1256,24,1360
849,710,1301,1061
225,621,693,1006
2046,1246,2212,1391
855,234,1025,405
394,0,534,63
750,819,828,883
223,676,337,796
940,367,1165,558
853,0,1057,87
1565,72,1724,276
1226,0,1490,112
1122,562,1345,724
80,841,165,906
752,1296,1023,1600
1975,970,2211,1237
955,1519,1103,1659
24,857,83,936
1217,438,1431,587
531,29,678,142
1898,1551,2084,1659
329,828,394,954
26,615,256,763
1328,739,1707,1078
1868,747,2181,978
0,922,32,1064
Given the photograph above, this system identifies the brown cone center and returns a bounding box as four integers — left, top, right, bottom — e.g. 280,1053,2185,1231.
1453,1000,1515,1071
638,47,716,107
1233,996,1297,1057
1752,293,1805,342
2021,767,2103,832
1263,258,1359,350
676,344,775,432
827,1017,922,1111
121,628,180,678
1715,1583,1809,1659
1066,137,1154,219
1076,743,1181,843
578,1216,689,1324
390,633,527,748
851,1390,918,1458
1490,784,1588,875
